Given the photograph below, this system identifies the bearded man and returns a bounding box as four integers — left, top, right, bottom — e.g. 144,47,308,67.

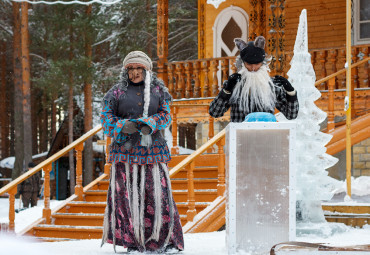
209,36,299,122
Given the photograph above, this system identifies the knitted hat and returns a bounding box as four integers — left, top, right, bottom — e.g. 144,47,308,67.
122,51,153,70
234,36,266,64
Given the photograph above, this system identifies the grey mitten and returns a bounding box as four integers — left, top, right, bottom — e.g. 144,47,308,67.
122,121,138,134
140,125,152,135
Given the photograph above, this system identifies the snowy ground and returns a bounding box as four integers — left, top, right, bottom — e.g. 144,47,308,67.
1,196,370,255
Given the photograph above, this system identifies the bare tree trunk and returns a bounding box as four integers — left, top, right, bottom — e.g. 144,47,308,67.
83,4,93,185
51,93,57,142
40,95,48,152
68,22,75,194
32,89,38,154
38,103,42,153
21,2,32,166
0,41,9,158
146,0,152,58
13,2,24,180
9,78,15,156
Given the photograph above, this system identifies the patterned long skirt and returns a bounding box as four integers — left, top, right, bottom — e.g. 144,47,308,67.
101,162,184,252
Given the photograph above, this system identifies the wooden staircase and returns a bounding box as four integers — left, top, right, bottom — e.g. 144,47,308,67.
25,153,220,240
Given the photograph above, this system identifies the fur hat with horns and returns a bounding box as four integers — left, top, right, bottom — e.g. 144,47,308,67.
234,36,266,64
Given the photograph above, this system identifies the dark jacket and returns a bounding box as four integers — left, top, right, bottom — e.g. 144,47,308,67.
19,170,41,194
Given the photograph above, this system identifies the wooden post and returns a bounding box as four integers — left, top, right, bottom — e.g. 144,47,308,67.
216,137,226,196
220,59,229,84
175,63,184,99
8,187,17,232
207,106,214,153
171,106,179,154
167,63,174,96
319,50,327,90
361,46,368,87
193,61,201,98
229,58,237,74
327,78,335,132
345,0,352,198
202,61,209,97
351,47,358,118
329,49,338,89
157,0,168,85
75,143,84,200
187,161,196,222
21,1,33,166
338,49,347,89
43,164,52,224
210,60,219,96
104,137,112,176
198,0,206,59
359,46,369,88
184,62,193,98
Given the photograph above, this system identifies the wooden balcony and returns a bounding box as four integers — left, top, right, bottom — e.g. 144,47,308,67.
167,44,369,100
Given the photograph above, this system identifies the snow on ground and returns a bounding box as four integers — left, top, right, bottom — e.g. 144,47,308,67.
0,198,64,233
1,197,370,254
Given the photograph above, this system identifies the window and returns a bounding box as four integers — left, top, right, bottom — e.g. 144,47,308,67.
354,0,370,44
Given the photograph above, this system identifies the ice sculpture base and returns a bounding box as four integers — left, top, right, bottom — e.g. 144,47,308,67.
225,122,296,254
297,222,348,238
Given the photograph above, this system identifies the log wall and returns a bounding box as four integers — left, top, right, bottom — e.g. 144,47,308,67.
283,0,346,51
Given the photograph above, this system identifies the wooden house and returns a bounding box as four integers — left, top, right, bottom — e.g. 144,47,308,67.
1,0,369,243
157,0,369,177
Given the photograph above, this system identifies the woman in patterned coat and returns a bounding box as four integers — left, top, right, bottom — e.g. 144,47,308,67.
100,51,184,253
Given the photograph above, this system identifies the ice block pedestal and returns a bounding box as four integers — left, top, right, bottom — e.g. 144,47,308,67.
225,122,296,254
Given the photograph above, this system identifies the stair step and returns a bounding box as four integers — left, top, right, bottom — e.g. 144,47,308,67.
90,180,109,191
171,178,218,190
60,201,106,214
323,204,370,214
84,190,107,202
176,202,210,215
35,237,82,242
172,189,218,203
52,213,104,226
33,224,103,239
171,167,219,179
180,214,187,226
325,215,370,228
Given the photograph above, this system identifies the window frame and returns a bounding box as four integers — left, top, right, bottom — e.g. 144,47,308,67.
354,0,370,45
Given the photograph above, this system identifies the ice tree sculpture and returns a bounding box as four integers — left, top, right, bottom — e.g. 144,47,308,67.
276,9,339,225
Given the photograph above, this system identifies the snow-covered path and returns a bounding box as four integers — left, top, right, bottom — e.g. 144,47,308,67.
1,197,370,255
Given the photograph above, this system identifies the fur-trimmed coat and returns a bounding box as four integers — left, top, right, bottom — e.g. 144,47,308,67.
101,71,172,165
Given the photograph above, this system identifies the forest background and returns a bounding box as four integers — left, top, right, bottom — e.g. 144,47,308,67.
0,0,198,192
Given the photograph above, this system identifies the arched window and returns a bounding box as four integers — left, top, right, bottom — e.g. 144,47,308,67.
213,6,249,57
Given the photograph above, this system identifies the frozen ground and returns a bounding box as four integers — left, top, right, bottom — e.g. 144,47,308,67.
0,194,370,255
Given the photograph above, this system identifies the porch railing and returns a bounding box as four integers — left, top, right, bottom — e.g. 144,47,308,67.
167,44,369,100
0,126,111,232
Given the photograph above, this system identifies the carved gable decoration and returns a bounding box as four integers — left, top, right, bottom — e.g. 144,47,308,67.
207,0,227,9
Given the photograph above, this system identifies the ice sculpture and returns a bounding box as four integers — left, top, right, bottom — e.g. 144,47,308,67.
225,122,296,254
275,9,340,231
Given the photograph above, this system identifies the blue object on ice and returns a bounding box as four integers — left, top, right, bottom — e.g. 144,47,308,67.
244,112,277,122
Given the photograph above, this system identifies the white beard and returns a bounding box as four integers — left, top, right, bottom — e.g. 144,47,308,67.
230,65,276,114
